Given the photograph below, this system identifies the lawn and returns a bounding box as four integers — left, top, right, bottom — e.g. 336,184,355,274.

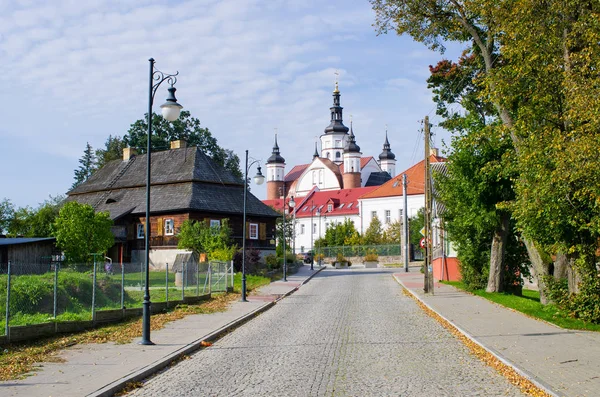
442,281,600,332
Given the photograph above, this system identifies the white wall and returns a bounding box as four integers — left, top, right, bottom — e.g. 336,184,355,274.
359,194,424,234
360,158,383,187
294,158,342,196
290,213,360,254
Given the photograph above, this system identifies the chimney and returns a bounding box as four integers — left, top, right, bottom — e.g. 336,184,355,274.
430,147,439,157
170,139,187,149
123,147,137,161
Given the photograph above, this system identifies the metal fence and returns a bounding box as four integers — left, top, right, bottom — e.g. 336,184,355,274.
0,258,234,336
318,244,402,258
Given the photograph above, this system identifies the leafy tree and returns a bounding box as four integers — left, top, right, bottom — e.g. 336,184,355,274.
177,219,234,259
408,208,424,248
382,220,402,244
275,214,294,257
124,110,242,178
54,202,114,264
95,135,126,169
3,195,64,237
0,198,14,235
72,142,96,189
6,206,34,237
363,216,383,245
320,218,360,247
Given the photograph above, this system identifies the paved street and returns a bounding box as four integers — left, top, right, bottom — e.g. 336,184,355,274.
128,268,525,397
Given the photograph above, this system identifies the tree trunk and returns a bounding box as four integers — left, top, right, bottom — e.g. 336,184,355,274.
523,238,551,304
553,252,569,280
567,255,581,294
486,213,509,293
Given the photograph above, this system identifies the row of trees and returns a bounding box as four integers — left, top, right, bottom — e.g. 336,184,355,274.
371,1,600,320
72,111,242,188
0,196,64,238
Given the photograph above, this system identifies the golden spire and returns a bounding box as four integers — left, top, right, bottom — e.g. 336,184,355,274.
334,69,340,93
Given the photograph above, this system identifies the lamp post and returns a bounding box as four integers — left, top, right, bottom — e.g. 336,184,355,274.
241,150,265,302
309,200,314,270
282,196,295,281
141,58,183,346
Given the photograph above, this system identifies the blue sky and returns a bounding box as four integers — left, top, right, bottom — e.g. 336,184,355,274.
0,0,464,209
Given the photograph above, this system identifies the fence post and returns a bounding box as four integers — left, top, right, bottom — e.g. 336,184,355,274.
196,261,199,297
53,262,59,318
121,261,125,310
208,263,212,295
181,262,186,301
165,262,169,309
92,258,97,324
5,260,11,341
230,260,234,291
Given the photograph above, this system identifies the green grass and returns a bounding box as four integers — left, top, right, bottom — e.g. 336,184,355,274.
442,281,600,332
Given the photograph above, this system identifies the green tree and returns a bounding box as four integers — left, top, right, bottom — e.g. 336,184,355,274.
321,218,360,247
124,110,242,178
275,215,294,256
95,135,126,169
363,216,383,245
408,208,424,248
382,220,402,244
54,202,114,264
177,219,234,260
0,198,13,234
72,142,96,189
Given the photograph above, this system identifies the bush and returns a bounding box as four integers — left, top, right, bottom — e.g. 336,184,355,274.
265,254,280,270
335,252,351,266
233,248,262,273
363,249,379,262
545,274,600,324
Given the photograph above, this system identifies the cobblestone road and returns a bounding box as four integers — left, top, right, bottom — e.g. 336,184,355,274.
128,268,525,396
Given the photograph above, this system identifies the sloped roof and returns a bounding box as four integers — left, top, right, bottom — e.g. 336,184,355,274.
285,156,376,184
67,147,279,220
289,186,378,219
0,237,56,246
359,154,446,199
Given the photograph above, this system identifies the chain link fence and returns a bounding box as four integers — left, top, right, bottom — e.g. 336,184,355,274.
1,258,233,337
319,244,402,258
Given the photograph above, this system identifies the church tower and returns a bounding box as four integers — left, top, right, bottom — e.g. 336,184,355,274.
343,122,362,189
320,81,349,164
379,131,396,177
266,135,286,200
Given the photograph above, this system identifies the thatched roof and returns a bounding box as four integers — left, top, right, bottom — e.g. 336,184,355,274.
67,147,279,220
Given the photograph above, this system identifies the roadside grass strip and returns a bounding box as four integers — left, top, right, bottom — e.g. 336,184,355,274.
398,286,552,397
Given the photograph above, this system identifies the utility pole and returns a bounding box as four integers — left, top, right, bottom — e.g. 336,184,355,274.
424,116,434,294
402,173,409,272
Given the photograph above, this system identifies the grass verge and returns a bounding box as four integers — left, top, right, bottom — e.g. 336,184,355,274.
0,274,273,381
442,281,600,332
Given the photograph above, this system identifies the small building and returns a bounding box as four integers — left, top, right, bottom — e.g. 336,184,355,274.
0,237,58,274
66,140,280,268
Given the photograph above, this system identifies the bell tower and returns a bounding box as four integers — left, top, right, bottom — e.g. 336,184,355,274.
266,135,286,200
320,78,349,164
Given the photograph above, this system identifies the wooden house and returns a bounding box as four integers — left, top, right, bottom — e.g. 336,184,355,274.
66,141,279,268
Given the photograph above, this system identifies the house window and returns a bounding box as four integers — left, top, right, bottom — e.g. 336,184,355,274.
399,209,403,217
371,211,377,220
327,204,333,212
312,170,316,185
300,224,305,235
385,210,391,224
336,152,341,159
347,202,353,209
164,219,174,235
339,203,344,209
249,223,258,240
210,219,220,228
312,223,316,234
137,224,145,239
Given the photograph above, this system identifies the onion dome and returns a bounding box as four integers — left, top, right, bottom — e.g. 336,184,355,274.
324,82,350,135
266,135,285,164
344,122,361,153
379,132,396,160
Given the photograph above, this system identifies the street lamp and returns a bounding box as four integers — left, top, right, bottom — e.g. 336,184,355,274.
141,58,183,346
241,150,265,302
282,195,295,282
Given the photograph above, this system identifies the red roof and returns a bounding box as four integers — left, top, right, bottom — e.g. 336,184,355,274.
290,186,378,218
359,155,446,199
284,157,375,183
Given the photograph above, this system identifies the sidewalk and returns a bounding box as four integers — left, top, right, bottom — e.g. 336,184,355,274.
393,270,600,397
0,265,324,397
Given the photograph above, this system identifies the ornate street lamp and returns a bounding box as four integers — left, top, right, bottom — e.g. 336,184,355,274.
141,58,183,346
282,195,295,282
241,150,265,302
316,208,321,270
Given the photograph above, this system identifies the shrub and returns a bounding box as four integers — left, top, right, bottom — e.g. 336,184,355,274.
544,274,600,324
265,254,280,270
335,252,351,266
363,249,379,262
233,248,262,273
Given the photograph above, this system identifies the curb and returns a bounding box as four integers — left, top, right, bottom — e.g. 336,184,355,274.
392,274,561,397
88,268,324,397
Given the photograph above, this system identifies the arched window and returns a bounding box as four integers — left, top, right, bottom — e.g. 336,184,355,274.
336,152,341,159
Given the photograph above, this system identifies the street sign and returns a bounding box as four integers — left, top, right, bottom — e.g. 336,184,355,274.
420,237,426,249
420,227,426,236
